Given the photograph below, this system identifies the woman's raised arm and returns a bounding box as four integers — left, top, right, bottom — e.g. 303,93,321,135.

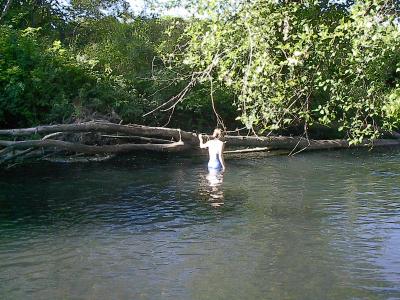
198,134,209,149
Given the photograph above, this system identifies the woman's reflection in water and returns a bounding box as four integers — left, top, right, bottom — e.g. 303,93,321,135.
205,169,224,207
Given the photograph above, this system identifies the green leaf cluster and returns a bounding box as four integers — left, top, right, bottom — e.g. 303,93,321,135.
0,25,141,127
179,0,400,141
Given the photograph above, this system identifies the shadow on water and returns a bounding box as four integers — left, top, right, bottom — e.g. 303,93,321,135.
0,154,247,240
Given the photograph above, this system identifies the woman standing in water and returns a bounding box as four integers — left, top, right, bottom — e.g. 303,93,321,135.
198,129,226,172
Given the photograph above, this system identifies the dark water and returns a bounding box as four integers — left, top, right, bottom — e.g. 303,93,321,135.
1,149,400,299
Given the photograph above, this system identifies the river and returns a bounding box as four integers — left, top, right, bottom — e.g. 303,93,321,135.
1,149,400,299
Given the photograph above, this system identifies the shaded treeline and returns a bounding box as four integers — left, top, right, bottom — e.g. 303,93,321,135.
1,0,400,143
0,0,237,131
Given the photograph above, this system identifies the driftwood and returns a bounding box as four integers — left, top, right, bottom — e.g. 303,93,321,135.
1,121,400,167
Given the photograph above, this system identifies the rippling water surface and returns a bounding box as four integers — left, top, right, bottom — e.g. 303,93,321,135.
1,149,400,299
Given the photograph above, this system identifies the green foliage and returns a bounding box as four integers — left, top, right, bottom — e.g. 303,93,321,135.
68,15,236,130
178,0,400,142
0,0,67,38
0,25,141,127
3,0,399,141
167,82,238,130
0,0,245,131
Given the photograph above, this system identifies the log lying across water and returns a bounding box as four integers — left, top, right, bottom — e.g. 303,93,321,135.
0,122,198,143
1,121,400,166
224,135,400,150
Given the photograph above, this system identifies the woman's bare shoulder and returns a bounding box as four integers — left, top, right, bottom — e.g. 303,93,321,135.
212,139,224,147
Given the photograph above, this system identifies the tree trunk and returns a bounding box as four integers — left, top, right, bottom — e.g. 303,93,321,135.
0,139,186,154
0,122,198,144
1,121,400,167
224,135,400,150
0,0,12,22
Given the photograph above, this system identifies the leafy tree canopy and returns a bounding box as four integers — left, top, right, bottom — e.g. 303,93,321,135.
172,0,400,142
1,0,400,141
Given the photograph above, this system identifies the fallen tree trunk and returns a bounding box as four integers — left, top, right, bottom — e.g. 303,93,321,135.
2,121,398,150
224,135,400,150
1,121,400,167
0,122,198,144
0,122,195,166
100,135,172,144
0,139,186,154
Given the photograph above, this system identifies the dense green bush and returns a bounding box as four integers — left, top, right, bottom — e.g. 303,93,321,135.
0,0,241,131
0,25,142,128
